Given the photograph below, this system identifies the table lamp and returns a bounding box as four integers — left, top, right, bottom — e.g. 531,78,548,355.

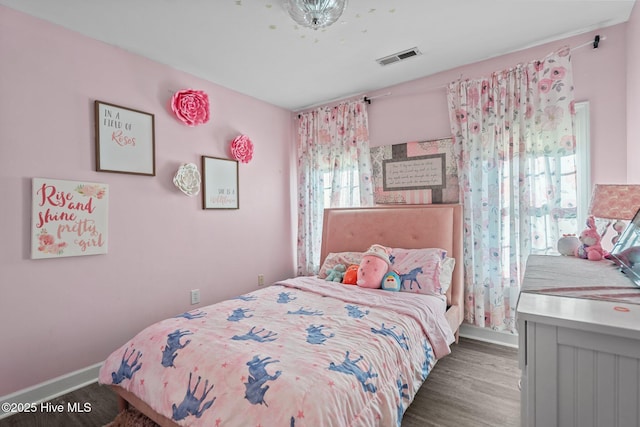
588,184,640,244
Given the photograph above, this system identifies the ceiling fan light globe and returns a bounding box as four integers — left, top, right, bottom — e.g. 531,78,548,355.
284,0,347,30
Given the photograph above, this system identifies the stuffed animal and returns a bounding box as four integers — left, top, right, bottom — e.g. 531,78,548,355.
575,216,605,261
325,263,347,282
357,244,391,288
342,265,359,285
557,234,580,256
381,271,401,291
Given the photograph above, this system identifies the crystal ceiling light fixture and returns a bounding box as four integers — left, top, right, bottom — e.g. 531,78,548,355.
283,0,348,30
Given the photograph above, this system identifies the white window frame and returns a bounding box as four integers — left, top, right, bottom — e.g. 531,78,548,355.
575,101,591,230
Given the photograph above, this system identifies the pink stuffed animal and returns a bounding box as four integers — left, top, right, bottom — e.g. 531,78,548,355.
575,216,605,261
356,244,391,288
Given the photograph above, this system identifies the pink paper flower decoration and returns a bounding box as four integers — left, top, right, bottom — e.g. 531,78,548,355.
230,135,254,163
170,89,210,126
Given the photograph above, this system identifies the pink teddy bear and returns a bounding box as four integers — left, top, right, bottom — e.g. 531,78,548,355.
356,244,391,288
575,216,605,261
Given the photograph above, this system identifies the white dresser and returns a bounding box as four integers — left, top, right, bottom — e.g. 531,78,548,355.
517,255,640,427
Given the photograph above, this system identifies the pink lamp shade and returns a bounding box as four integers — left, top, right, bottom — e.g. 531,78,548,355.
588,184,640,245
588,184,640,220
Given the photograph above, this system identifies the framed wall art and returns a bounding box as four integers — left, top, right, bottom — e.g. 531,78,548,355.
94,100,156,176
382,153,446,191
31,177,109,259
201,156,239,209
371,136,459,204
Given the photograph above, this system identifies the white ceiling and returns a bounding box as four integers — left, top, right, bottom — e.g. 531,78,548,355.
1,0,635,111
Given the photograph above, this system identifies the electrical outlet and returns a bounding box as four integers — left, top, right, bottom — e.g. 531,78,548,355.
190,289,200,305
258,274,265,286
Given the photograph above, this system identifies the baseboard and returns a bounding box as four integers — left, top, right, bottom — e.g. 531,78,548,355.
458,323,519,348
0,363,101,420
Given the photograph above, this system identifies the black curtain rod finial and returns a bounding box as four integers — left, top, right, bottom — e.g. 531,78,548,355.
593,35,600,49
363,96,371,104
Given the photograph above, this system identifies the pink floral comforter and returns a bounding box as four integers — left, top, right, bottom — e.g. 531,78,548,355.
98,277,455,426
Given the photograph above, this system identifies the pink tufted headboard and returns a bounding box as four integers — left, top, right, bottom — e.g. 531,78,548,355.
320,204,464,333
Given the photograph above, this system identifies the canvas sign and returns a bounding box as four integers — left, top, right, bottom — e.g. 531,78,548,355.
31,177,109,259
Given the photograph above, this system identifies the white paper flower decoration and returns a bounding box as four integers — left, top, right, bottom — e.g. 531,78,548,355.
173,163,201,197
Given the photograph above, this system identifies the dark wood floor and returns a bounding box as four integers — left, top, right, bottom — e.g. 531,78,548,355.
0,382,118,427
402,337,520,427
0,337,519,427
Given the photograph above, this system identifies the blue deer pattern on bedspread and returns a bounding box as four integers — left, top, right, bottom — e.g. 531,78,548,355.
345,304,369,318
232,326,278,342
286,307,323,316
328,351,378,393
244,355,281,406
421,340,434,380
277,291,297,303
306,324,334,345
227,308,254,321
396,378,410,426
111,348,142,384
371,323,409,350
161,329,193,368
175,310,206,320
171,372,215,421
234,294,258,302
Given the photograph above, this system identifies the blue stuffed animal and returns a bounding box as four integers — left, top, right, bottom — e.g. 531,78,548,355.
325,264,347,282
381,271,401,291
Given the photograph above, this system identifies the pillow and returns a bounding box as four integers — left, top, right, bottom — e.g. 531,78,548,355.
389,248,453,295
318,252,363,279
439,257,456,294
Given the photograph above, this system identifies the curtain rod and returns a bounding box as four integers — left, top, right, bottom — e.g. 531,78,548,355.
299,34,605,114
363,34,604,105
571,34,605,51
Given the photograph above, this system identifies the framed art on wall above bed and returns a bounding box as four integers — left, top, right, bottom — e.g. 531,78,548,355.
371,137,459,205
99,204,464,427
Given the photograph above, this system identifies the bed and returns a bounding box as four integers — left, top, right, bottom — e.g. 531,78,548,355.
99,204,464,426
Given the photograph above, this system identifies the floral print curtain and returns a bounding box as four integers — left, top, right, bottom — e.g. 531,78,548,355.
447,47,576,333
296,100,374,276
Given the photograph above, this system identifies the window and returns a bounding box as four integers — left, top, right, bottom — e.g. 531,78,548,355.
322,169,361,207
574,101,591,229
528,101,589,255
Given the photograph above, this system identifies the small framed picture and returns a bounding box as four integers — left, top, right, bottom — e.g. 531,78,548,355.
201,156,239,209
94,100,156,176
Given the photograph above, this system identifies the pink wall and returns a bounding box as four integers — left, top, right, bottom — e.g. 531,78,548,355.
366,25,629,188
628,3,640,183
0,7,295,396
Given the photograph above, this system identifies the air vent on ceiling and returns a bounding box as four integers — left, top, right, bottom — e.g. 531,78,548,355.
376,47,422,66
